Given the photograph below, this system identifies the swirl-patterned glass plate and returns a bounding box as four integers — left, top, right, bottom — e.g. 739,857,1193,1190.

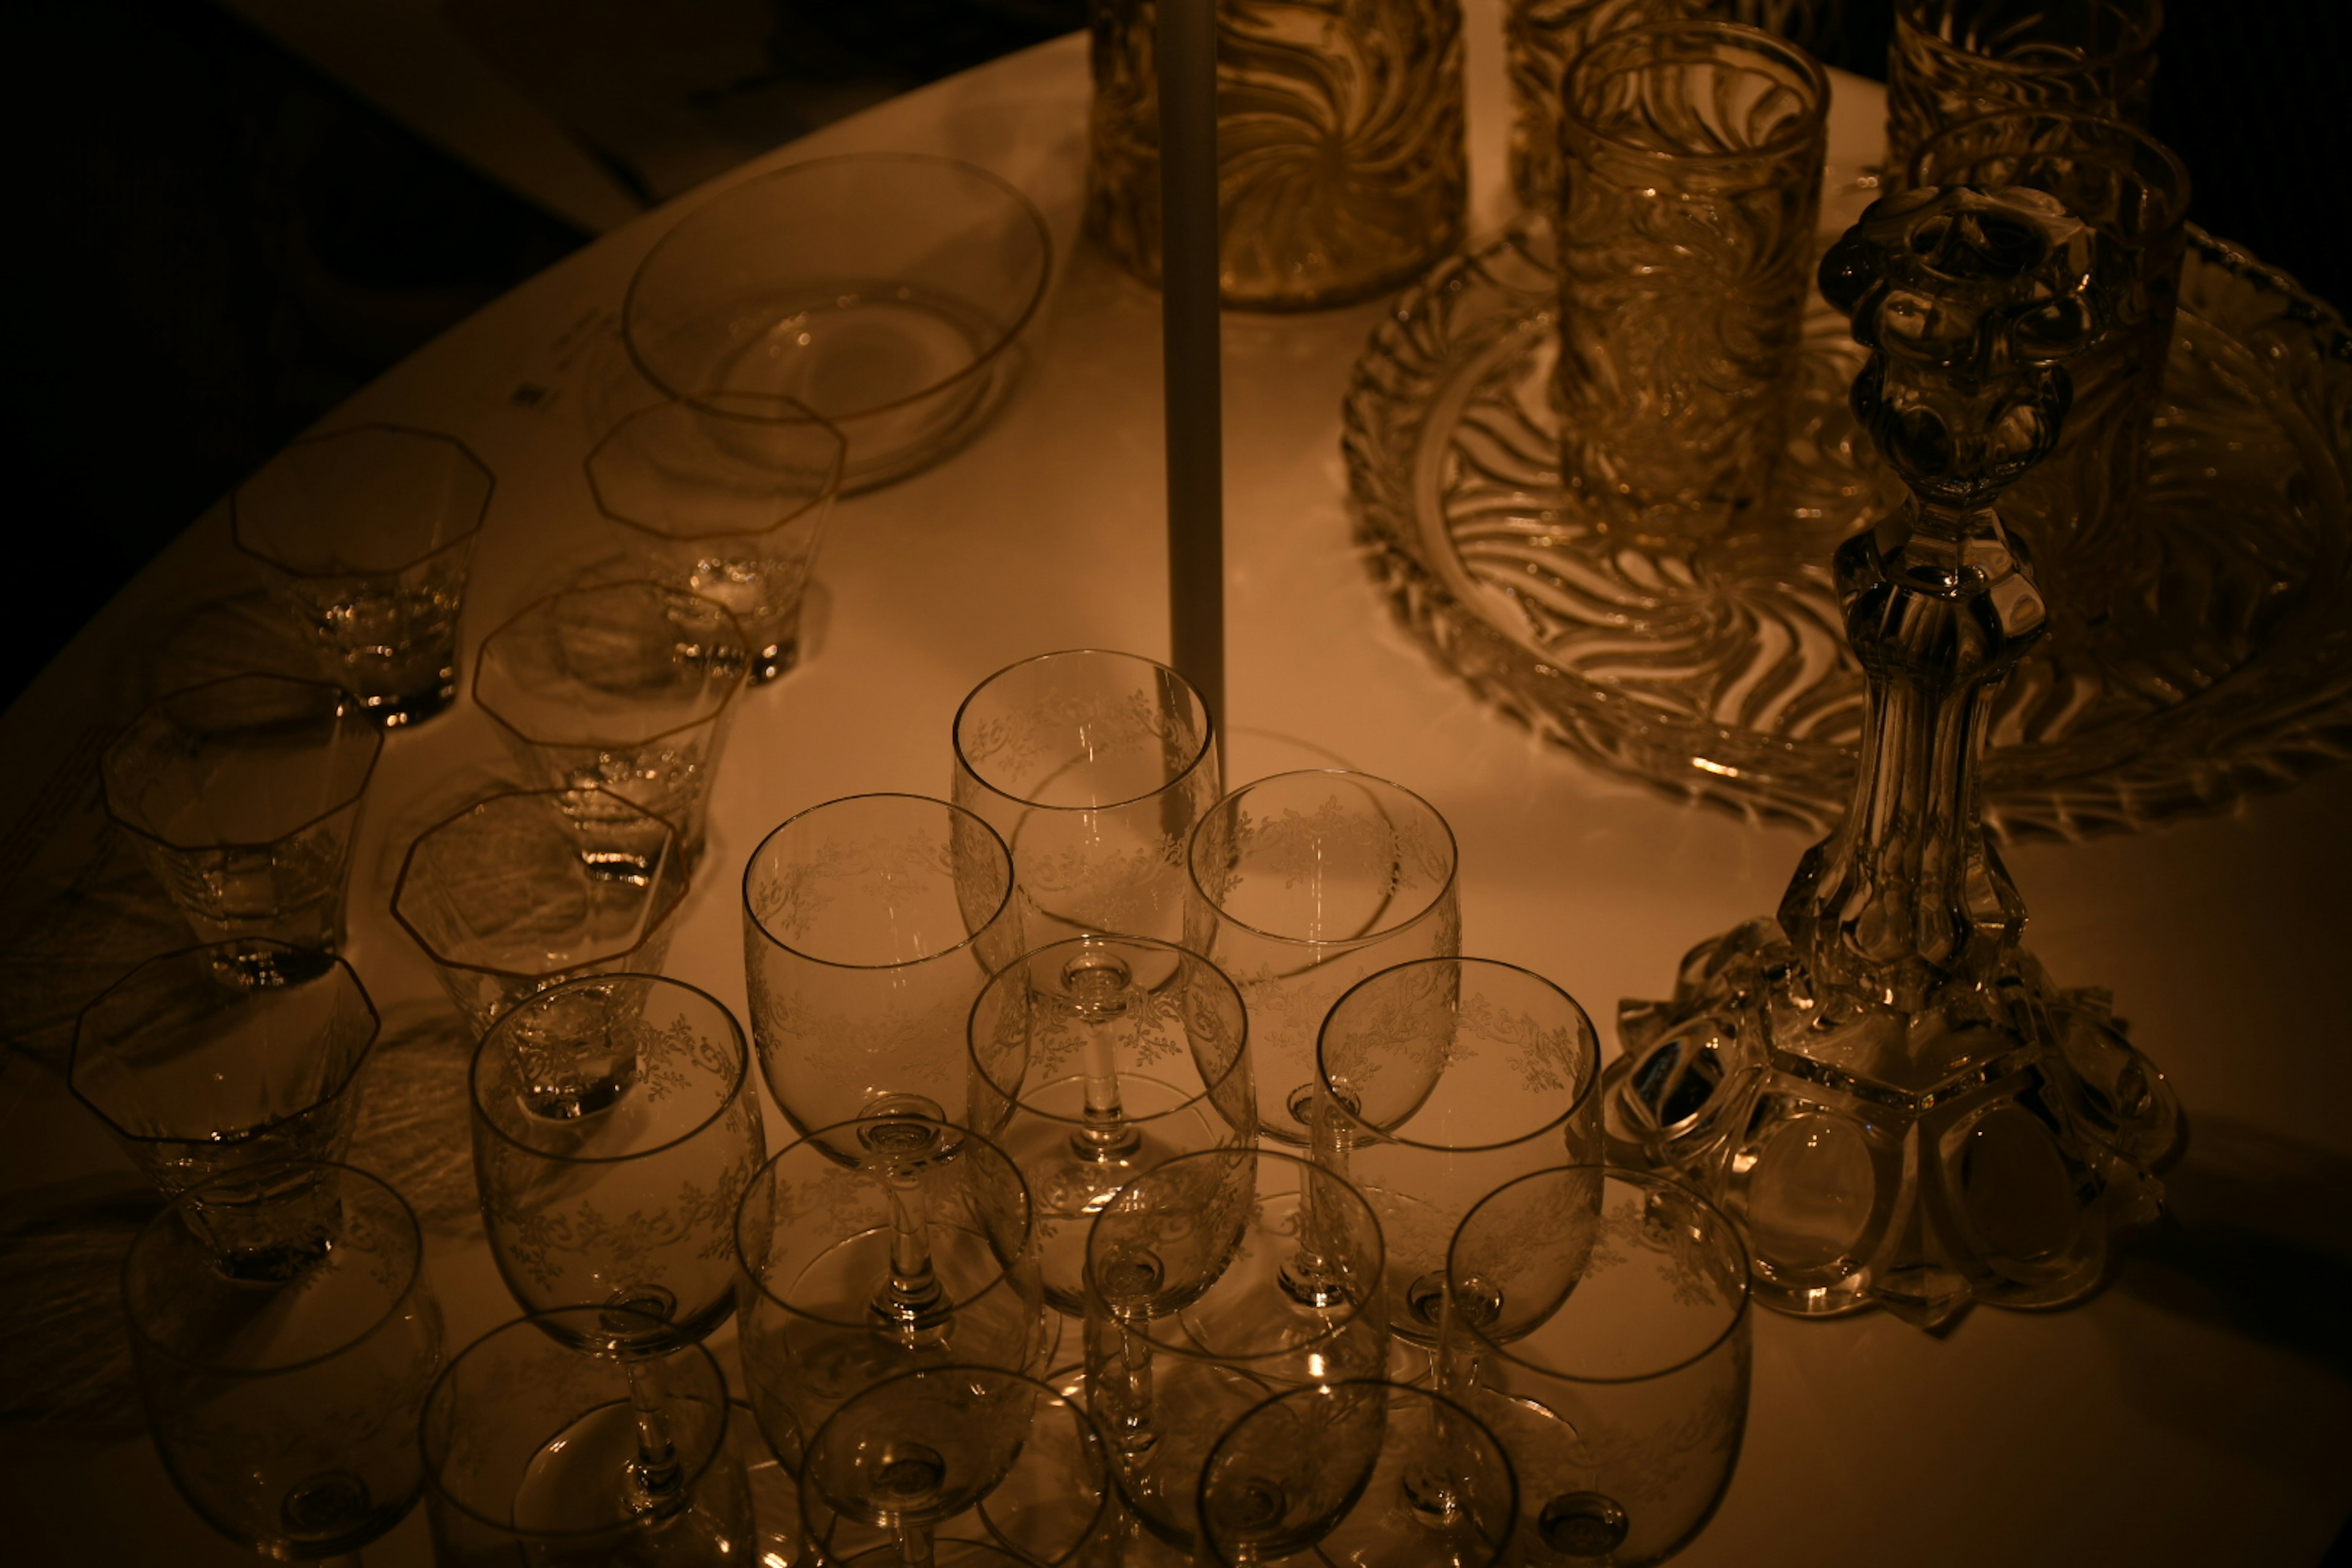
1344,222,2352,839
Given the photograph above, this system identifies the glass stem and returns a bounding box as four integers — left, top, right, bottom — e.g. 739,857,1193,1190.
1074,1022,1142,1161
873,1169,948,1341
895,1518,937,1568
1085,1311,1161,1482
620,1355,685,1517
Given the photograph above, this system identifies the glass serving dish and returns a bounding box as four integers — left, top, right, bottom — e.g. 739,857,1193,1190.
1342,219,2352,839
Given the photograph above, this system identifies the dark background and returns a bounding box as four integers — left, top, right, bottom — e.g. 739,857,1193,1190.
2,0,2344,712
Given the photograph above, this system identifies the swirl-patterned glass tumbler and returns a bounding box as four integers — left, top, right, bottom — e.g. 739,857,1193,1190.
1554,20,1828,544
1085,0,1468,310
1886,0,2162,180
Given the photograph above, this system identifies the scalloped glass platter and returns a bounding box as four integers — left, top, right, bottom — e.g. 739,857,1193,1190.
1343,220,2352,839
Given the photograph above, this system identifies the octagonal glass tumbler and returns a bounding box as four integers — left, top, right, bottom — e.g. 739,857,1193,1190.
473,579,749,868
470,974,766,1351
72,938,379,1203
742,793,1022,1134
102,673,382,951
124,1160,444,1561
1185,770,1460,1144
393,786,690,1036
1442,1167,1751,1567
231,423,491,726
951,649,1220,948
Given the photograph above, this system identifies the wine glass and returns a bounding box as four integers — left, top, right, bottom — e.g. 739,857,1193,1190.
797,1365,1112,1567
1197,1380,1518,1568
966,933,1256,1313
123,1159,443,1564
470,973,766,1346
1082,1147,1390,1552
420,1306,756,1566
742,792,1022,1131
951,649,1220,946
1185,770,1460,1144
1314,958,1602,1350
1442,1167,1751,1566
734,1114,1048,1470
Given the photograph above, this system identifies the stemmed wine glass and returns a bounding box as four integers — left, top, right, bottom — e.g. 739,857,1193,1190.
1082,1146,1389,1551
733,1114,1048,1470
1196,1380,1519,1568
951,649,1220,946
797,1365,1113,1567
123,1160,444,1565
966,933,1256,1313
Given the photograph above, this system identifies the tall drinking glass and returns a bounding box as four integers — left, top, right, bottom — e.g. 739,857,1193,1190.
421,1307,755,1567
733,1115,1048,1471
1887,0,2162,178
951,649,1219,946
1314,958,1603,1350
72,940,379,1200
470,974,766,1348
1442,1168,1751,1566
1186,770,1460,1144
1555,20,1830,543
586,394,847,680
967,934,1256,1313
742,793,1022,1133
231,424,492,726
124,1160,443,1562
473,579,749,867
102,674,382,950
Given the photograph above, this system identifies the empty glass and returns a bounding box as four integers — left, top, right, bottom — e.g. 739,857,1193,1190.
733,1114,1048,1471
392,786,690,1036
951,649,1221,947
1554,20,1830,543
1084,1147,1389,1551
71,940,379,1199
102,674,382,950
967,934,1256,1313
586,395,847,680
1197,1381,1518,1568
421,1307,755,1567
231,424,492,725
473,580,749,867
470,975,766,1348
1887,0,2162,178
1314,959,1603,1348
124,1160,443,1561
742,793,1022,1133
1442,1168,1751,1566
1186,770,1460,1144
797,1366,1113,1568
623,153,1054,492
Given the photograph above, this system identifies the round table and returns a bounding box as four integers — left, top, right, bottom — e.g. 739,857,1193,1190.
3,6,2347,1563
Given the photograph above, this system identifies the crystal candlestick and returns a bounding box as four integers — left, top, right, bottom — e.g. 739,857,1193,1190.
1600,184,2180,1329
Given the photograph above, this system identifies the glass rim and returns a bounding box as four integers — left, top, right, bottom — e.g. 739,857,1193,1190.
101,674,384,853
120,1158,423,1374
586,391,849,543
1087,1145,1387,1358
950,648,1219,814
71,940,382,1144
230,422,494,578
1316,957,1600,1155
797,1362,1114,1546
1907,108,2192,238
471,578,752,750
965,934,1254,1121
741,792,1018,971
732,1114,1039,1327
1896,0,2164,74
1446,1165,1751,1385
391,786,690,981
1562,20,1831,168
1185,769,1460,950
421,1305,737,1538
622,151,1056,428
469,973,751,1165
